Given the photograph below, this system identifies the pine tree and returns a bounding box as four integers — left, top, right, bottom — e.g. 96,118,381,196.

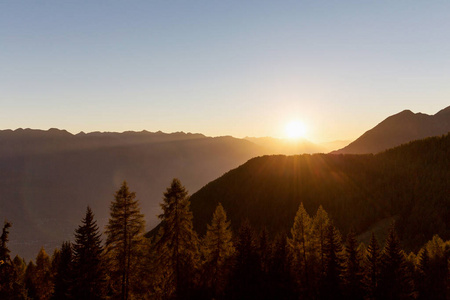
287,203,312,294
0,221,26,299
201,203,235,299
105,181,145,300
343,229,363,300
153,178,200,299
363,233,380,299
378,225,411,300
34,247,54,300
320,223,344,300
52,241,73,300
73,207,107,300
415,248,431,300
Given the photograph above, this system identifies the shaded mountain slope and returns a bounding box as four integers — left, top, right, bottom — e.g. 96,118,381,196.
334,106,450,154
190,134,450,250
0,129,265,259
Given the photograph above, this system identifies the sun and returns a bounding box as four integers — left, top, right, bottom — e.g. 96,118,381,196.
285,120,307,139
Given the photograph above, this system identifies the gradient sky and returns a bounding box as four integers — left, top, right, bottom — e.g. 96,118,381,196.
1,1,449,142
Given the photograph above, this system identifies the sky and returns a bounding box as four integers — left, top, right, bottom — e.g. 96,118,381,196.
1,1,449,143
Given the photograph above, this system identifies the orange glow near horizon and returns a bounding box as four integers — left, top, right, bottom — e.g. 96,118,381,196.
285,120,307,140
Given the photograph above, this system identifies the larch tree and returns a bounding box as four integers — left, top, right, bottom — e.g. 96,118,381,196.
105,181,145,300
73,206,107,300
287,203,312,292
153,178,200,300
201,203,235,298
34,247,54,300
312,205,331,280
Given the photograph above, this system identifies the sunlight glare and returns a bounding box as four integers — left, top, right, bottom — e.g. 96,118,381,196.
285,120,307,139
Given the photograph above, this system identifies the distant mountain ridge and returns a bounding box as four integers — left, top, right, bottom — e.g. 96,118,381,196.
334,106,450,154
0,129,265,259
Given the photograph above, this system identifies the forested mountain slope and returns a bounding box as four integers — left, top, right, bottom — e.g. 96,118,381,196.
190,134,450,250
334,105,450,154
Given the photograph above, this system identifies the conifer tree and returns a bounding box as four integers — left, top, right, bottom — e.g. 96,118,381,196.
13,255,27,287
34,247,54,300
0,221,26,299
105,181,145,300
267,234,294,300
363,233,380,299
379,225,411,300
201,203,235,298
287,203,312,293
228,220,262,299
73,207,107,300
312,205,330,278
25,261,37,299
320,223,344,300
153,178,200,299
52,241,73,300
415,248,431,300
343,229,363,300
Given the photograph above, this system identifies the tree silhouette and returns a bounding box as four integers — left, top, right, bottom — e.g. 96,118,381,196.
343,229,363,300
363,232,380,299
379,225,411,300
228,220,262,300
201,203,235,299
73,207,107,300
320,223,344,300
0,221,26,299
153,178,200,299
105,181,145,300
51,242,73,300
34,248,54,300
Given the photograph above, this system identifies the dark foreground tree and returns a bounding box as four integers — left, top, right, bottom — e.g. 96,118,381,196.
73,207,107,300
227,220,262,300
320,223,344,300
105,181,145,300
153,178,200,299
0,221,26,299
51,242,73,300
378,225,411,300
201,203,235,299
34,247,54,300
363,233,380,299
343,229,363,300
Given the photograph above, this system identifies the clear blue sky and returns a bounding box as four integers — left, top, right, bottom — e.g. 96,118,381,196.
1,1,449,142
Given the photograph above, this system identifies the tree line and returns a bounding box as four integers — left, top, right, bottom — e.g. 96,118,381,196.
0,179,448,300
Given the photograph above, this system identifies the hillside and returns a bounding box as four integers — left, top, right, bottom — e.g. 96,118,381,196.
190,134,450,250
334,106,450,154
0,129,266,259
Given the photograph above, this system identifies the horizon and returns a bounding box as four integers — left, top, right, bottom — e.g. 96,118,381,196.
2,1,450,143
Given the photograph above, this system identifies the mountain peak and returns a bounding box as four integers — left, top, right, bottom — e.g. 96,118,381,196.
333,105,450,154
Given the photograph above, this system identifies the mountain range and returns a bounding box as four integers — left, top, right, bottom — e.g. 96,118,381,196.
1,105,449,259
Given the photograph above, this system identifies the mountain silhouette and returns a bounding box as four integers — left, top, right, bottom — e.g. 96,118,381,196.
189,134,449,250
333,106,450,154
0,129,266,259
